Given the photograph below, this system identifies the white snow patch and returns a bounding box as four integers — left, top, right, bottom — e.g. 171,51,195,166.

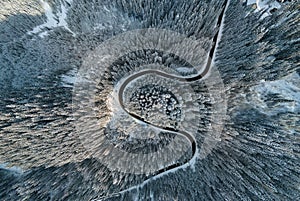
247,0,281,19
61,69,78,88
103,5,111,13
250,72,300,115
0,163,24,174
57,1,74,34
247,0,257,5
27,0,75,38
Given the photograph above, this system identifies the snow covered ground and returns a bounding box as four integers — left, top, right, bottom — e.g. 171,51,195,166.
0,163,23,174
27,0,75,37
60,68,77,88
247,0,282,19
250,72,300,115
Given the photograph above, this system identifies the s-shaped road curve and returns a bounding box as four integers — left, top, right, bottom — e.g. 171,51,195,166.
98,0,229,199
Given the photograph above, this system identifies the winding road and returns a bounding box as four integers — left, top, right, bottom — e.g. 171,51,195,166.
98,0,229,199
